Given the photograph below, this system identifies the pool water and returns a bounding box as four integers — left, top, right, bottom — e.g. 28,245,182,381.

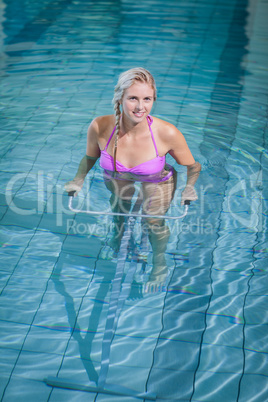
0,0,267,401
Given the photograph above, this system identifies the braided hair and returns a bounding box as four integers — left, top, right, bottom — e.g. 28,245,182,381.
112,67,157,172
113,100,121,172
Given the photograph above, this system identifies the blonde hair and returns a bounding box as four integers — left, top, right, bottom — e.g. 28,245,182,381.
112,67,157,172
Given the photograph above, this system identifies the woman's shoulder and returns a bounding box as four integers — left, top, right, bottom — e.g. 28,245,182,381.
151,115,183,140
92,114,115,132
88,115,116,151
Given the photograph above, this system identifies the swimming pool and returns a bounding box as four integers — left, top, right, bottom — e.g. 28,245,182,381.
0,0,267,400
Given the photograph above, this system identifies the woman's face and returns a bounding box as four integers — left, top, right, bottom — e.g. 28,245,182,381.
121,81,155,123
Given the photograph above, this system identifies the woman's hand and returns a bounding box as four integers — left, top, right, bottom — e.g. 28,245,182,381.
181,184,198,205
64,178,84,197
64,154,99,197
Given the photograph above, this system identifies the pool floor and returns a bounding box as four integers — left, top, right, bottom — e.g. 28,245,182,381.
0,0,268,401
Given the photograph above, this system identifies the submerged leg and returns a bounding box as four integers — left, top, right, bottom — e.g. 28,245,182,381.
104,178,138,252
141,172,177,290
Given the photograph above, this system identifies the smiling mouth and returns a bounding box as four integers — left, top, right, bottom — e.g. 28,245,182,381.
133,112,145,117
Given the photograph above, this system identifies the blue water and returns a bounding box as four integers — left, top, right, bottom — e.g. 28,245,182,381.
0,0,267,401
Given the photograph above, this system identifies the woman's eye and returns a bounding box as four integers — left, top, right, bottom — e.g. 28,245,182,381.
128,97,152,101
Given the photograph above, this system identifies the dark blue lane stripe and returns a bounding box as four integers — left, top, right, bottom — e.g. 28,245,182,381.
190,0,249,400
6,0,73,46
200,0,249,165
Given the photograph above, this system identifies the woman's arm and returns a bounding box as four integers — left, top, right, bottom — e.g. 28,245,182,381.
64,119,101,196
165,124,201,204
185,161,201,185
181,161,201,204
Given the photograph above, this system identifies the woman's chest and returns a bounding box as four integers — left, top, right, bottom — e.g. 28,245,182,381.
110,133,157,167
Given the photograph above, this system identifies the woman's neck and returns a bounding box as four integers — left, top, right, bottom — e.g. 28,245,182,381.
120,113,149,135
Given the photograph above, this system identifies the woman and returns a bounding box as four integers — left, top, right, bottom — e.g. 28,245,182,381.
65,67,201,289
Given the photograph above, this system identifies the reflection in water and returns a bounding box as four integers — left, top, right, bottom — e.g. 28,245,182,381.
50,209,171,397
52,256,103,384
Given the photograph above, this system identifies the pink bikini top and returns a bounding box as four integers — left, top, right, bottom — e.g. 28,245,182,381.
100,115,167,176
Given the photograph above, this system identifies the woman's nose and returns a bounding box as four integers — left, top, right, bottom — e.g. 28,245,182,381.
136,100,143,110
